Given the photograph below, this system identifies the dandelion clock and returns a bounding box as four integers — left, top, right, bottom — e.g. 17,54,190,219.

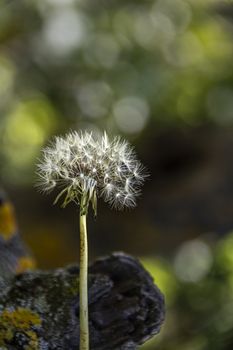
36,131,147,350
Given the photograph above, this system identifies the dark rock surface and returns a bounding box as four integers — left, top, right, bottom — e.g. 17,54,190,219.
0,253,165,350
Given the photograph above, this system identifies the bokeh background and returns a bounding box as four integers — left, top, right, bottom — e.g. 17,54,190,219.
0,0,233,349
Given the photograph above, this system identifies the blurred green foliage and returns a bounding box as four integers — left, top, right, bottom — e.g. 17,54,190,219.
0,0,233,348
0,0,233,184
141,233,233,349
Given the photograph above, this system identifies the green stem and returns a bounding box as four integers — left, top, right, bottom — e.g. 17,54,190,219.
79,210,89,350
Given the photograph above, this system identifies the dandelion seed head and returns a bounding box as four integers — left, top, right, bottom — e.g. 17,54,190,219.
36,131,148,209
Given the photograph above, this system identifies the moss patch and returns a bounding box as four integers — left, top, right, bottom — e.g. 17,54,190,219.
0,307,41,349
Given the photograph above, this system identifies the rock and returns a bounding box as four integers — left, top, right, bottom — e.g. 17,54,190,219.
0,253,165,350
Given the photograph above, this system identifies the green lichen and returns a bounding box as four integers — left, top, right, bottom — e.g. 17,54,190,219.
0,307,41,350
69,277,79,296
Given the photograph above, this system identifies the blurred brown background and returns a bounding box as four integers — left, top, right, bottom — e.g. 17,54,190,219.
0,0,233,349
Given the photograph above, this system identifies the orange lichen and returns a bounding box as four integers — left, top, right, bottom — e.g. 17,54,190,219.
0,202,17,241
0,307,41,349
15,256,36,274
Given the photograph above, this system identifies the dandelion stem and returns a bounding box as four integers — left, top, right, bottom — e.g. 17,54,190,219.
79,205,89,350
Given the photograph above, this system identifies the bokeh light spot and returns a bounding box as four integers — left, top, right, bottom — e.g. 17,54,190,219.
42,8,87,56
154,0,192,34
84,33,120,69
1,97,57,183
113,96,149,134
77,81,113,119
174,240,213,282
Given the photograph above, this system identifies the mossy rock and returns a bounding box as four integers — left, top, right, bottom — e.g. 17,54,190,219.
0,253,165,350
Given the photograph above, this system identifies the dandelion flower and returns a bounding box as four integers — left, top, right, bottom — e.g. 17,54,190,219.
36,131,147,211
36,130,148,350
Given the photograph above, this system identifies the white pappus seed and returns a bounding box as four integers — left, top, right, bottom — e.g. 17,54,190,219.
36,131,148,209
